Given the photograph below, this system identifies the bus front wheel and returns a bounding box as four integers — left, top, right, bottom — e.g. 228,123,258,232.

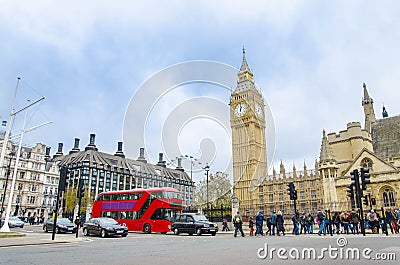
143,224,151,234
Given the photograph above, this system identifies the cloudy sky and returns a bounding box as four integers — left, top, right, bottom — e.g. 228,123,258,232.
1,1,399,183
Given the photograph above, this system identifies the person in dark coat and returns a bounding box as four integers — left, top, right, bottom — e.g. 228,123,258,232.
276,211,285,236
255,211,264,236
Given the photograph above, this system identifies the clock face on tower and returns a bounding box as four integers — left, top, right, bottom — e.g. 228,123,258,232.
234,103,247,117
255,103,263,118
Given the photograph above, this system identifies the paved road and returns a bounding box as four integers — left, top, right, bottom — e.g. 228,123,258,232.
1,225,399,265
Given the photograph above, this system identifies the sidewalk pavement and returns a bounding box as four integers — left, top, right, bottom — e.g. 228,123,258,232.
0,231,87,247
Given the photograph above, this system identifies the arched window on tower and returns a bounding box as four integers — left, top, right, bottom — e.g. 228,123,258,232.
383,192,389,207
361,158,373,170
383,188,396,207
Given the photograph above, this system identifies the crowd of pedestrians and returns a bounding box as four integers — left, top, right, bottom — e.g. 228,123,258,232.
231,207,400,237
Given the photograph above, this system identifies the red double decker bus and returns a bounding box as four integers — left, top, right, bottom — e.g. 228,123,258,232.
91,187,182,233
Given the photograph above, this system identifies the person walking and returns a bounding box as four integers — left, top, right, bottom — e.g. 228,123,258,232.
249,217,255,236
276,211,285,236
299,213,307,234
291,211,300,235
271,211,277,236
222,218,230,231
317,210,326,236
233,211,245,237
347,210,358,234
332,212,341,234
367,209,379,234
340,211,350,234
306,213,315,234
255,211,264,236
266,217,272,235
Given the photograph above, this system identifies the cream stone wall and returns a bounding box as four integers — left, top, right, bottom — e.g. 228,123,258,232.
327,122,373,175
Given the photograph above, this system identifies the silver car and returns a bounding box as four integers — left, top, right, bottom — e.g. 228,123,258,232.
1,216,25,228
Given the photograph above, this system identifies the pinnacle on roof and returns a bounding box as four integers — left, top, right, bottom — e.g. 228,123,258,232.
382,105,389,118
363,83,369,100
319,129,336,162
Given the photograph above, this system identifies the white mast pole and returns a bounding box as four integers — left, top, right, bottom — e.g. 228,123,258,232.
0,78,20,181
0,110,27,232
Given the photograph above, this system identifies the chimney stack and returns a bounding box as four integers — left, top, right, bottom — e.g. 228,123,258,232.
45,146,51,161
114,142,125,158
176,157,184,172
157,153,166,167
69,138,80,154
85,133,98,151
137,147,147,163
54,143,63,157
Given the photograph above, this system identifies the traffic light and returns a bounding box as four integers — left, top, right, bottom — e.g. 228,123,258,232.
346,184,354,199
77,178,85,198
371,197,376,205
360,167,371,191
59,166,68,192
286,182,297,200
362,195,369,206
346,184,355,208
350,170,358,186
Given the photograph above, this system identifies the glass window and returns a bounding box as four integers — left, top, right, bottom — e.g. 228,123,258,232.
389,191,396,207
311,190,316,199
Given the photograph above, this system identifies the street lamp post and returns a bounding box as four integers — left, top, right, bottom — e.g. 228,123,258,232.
182,155,201,183
1,152,14,215
204,164,210,213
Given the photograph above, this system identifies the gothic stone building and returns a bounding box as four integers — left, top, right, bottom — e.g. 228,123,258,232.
251,84,400,216
229,51,400,216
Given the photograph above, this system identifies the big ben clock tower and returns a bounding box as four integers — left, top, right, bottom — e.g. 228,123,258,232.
230,48,268,211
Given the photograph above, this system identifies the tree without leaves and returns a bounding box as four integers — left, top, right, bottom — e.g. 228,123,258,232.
193,171,233,209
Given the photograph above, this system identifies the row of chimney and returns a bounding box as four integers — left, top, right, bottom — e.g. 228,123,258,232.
47,134,184,171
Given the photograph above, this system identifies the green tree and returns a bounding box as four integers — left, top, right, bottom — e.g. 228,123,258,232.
63,185,93,214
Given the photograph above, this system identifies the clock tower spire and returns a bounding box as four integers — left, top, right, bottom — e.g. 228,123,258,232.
236,46,256,92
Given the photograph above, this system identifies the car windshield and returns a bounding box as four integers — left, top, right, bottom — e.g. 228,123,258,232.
193,215,209,222
57,218,72,224
9,217,21,221
100,218,119,225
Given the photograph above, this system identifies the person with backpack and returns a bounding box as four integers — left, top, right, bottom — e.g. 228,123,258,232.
233,211,245,237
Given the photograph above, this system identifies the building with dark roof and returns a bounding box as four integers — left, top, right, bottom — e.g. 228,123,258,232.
48,134,194,216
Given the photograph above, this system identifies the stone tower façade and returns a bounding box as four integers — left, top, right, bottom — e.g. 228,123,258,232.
230,49,268,210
